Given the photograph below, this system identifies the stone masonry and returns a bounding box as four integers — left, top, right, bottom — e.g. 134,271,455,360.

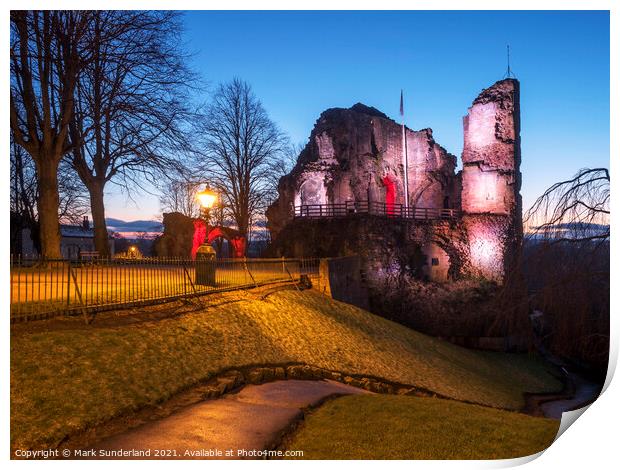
267,79,522,284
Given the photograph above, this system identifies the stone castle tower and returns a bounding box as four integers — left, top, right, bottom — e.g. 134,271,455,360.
460,79,522,280
266,79,522,284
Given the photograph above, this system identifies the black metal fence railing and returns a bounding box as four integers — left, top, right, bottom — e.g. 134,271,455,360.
293,201,460,220
10,256,320,323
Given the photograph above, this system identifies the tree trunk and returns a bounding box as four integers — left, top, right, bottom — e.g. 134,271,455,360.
88,180,110,258
238,219,248,257
35,157,63,258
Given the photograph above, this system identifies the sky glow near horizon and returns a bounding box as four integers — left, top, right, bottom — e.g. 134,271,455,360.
103,10,609,222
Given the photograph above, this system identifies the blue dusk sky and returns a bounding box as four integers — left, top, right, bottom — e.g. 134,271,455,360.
105,10,609,221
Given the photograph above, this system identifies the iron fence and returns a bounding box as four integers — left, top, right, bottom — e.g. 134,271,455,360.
293,201,460,220
10,256,320,323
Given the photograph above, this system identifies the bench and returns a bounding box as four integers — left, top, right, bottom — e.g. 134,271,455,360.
80,251,99,261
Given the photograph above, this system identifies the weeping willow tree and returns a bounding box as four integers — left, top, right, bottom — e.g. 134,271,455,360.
494,168,609,376
525,168,609,244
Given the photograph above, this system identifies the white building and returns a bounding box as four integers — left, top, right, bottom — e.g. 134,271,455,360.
20,216,114,259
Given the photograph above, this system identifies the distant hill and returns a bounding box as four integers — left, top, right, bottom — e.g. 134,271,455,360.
525,222,609,241
106,218,163,234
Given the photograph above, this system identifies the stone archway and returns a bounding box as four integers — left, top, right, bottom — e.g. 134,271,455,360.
296,177,327,207
191,220,247,259
207,227,246,258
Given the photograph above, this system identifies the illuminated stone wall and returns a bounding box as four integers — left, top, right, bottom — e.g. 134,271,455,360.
460,79,522,281
267,79,522,284
266,103,457,237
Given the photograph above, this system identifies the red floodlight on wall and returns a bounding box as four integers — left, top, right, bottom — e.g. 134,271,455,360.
383,175,396,216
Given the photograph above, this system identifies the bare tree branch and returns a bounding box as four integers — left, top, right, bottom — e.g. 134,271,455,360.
194,79,289,248
10,10,93,258
68,11,197,257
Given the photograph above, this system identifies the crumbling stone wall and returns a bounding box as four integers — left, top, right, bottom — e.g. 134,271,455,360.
318,256,370,310
153,212,195,258
460,79,522,281
267,79,522,284
266,104,457,238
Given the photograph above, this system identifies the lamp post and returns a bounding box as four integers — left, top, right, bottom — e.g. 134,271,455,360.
195,186,218,286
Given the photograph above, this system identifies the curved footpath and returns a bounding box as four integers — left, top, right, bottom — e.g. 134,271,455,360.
81,380,368,460
75,374,598,460
540,372,601,420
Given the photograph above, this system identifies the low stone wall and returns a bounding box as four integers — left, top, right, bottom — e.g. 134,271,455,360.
198,363,447,401
59,362,449,455
58,360,526,455
317,256,369,310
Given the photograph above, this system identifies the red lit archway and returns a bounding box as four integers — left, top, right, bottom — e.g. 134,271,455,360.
382,175,396,215
191,220,246,259
191,220,207,259
207,227,246,258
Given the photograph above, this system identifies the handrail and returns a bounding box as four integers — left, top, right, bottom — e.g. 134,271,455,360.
293,201,460,220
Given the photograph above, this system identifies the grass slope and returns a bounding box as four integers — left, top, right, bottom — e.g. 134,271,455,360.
286,394,560,459
11,289,561,450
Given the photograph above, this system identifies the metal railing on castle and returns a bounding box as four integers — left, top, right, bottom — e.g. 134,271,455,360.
9,255,320,323
293,201,460,220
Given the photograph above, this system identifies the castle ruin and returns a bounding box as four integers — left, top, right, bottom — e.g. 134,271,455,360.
266,79,522,284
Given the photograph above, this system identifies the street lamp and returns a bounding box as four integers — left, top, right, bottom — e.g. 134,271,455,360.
128,245,139,259
195,186,218,286
196,186,217,222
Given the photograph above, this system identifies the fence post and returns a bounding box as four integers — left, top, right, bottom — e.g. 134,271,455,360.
244,258,258,288
67,261,71,308
183,261,197,295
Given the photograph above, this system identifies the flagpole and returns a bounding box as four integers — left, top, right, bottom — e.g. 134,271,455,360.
400,90,409,212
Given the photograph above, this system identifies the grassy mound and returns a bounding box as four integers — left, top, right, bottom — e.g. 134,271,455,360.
286,394,560,459
11,289,561,450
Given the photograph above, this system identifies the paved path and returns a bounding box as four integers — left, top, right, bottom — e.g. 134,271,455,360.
540,372,601,420
85,380,368,460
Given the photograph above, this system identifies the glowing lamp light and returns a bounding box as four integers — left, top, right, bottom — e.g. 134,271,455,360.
197,187,217,209
129,246,136,252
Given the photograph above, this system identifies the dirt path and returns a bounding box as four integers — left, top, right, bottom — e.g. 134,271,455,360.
79,380,368,460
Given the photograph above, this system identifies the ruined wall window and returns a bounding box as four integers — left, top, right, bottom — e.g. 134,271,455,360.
431,258,439,266
297,178,327,206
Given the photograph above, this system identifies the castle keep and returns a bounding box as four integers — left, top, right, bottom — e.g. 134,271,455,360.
267,79,522,283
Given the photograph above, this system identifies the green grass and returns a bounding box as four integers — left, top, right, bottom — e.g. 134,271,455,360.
286,394,560,459
11,289,561,450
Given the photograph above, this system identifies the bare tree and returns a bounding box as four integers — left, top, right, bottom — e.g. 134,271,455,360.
196,79,288,250
11,134,89,223
69,11,195,258
11,136,37,225
57,160,90,224
159,178,203,219
10,11,92,258
266,141,302,205
10,135,37,254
